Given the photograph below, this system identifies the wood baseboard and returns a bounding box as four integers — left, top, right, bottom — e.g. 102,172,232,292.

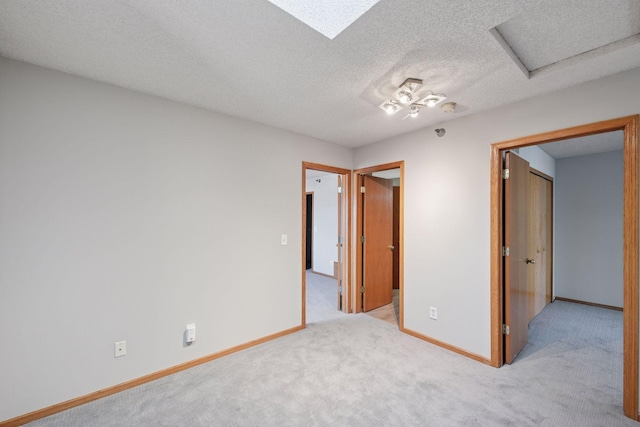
400,326,492,366
554,296,623,311
1,325,304,427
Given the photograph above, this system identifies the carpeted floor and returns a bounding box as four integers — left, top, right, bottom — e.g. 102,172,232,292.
305,271,347,324
305,270,399,325
26,278,634,426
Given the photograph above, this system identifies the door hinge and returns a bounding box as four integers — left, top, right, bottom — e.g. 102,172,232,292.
361,236,366,243
502,169,510,179
503,324,510,335
337,186,343,194
338,285,343,294
360,286,365,293
361,186,366,193
338,236,344,244
503,246,510,256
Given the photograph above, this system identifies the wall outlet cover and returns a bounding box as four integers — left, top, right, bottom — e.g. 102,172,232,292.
114,340,127,357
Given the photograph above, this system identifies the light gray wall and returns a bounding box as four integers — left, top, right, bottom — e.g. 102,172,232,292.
354,67,640,359
518,145,555,178
306,174,339,276
2,55,640,422
555,150,624,307
0,57,352,421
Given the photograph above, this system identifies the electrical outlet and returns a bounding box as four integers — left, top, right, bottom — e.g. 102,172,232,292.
429,307,438,320
114,340,127,358
281,234,287,245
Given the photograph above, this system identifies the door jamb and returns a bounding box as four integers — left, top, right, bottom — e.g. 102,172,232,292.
489,115,639,419
354,161,404,326
302,162,352,326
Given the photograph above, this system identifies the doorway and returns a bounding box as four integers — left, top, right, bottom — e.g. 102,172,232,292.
302,162,351,326
354,161,404,325
502,153,554,364
490,115,639,418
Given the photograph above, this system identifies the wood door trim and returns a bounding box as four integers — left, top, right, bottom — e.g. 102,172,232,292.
302,162,352,324
354,161,404,326
490,115,639,419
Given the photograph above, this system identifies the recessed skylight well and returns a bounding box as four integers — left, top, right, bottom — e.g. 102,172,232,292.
267,0,382,39
492,0,640,78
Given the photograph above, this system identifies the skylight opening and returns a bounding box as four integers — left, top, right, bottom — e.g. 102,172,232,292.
267,0,382,40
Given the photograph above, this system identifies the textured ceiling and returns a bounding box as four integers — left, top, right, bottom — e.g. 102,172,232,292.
539,131,624,159
496,0,640,72
1,0,639,148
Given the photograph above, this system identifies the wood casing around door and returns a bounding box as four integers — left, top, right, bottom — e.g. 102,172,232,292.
302,162,352,322
490,115,639,420
354,161,404,321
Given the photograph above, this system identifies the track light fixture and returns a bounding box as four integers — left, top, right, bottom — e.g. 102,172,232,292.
379,99,403,115
379,78,451,119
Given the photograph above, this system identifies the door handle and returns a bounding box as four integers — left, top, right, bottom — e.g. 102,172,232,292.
388,245,395,250
526,258,536,264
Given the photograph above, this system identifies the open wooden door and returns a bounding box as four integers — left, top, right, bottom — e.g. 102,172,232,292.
504,152,531,364
528,171,553,322
362,175,393,312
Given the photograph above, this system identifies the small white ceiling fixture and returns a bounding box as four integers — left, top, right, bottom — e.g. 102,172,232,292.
379,78,448,119
267,0,382,39
441,102,456,113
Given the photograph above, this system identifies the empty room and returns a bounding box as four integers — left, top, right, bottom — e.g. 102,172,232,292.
2,1,640,426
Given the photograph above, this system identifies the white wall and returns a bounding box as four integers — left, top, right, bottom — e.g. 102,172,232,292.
0,57,352,421
305,174,339,276
555,150,624,307
354,67,640,359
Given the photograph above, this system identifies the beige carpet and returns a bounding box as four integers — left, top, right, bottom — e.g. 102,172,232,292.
306,270,399,325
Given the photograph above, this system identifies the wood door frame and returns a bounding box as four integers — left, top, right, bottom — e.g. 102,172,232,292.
354,161,404,325
489,115,639,419
302,162,352,325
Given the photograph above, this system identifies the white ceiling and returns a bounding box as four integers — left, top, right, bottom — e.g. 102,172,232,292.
1,0,639,148
538,131,624,159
